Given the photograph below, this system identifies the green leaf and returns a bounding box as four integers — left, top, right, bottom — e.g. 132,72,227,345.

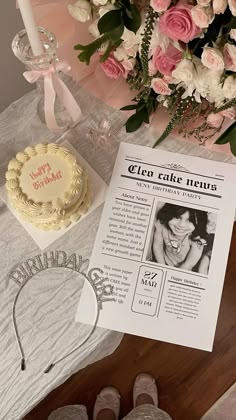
98,10,122,34
225,17,236,29
74,43,87,51
114,39,123,48
120,104,139,111
147,100,155,114
230,139,236,156
123,4,141,33
75,35,107,64
125,8,133,19
215,121,236,145
125,111,144,132
78,51,92,65
139,107,149,124
122,0,132,11
108,24,124,42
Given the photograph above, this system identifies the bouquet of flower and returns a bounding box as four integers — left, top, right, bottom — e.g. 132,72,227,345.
68,0,236,153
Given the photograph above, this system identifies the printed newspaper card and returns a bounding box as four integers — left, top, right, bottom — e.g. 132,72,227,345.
76,142,236,351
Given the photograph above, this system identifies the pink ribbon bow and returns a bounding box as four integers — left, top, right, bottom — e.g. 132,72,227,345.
23,61,82,132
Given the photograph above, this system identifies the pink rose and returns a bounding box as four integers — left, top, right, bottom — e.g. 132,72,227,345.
223,43,236,71
229,0,236,16
220,108,236,119
213,0,227,14
191,5,214,29
151,77,172,95
207,113,223,128
100,56,125,79
159,2,201,43
201,47,224,72
152,44,182,76
163,75,175,83
150,0,171,13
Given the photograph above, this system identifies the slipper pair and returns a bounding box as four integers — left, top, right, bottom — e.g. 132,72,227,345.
93,373,158,420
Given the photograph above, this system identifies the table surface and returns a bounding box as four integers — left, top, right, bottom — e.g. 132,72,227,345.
0,84,235,420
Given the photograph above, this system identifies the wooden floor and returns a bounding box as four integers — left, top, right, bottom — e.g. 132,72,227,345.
25,225,236,420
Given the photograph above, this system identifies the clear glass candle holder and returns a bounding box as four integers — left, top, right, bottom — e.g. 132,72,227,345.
12,27,76,131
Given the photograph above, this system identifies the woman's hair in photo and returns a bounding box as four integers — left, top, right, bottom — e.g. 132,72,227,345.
157,203,208,239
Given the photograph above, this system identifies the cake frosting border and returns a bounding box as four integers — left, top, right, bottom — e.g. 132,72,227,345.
31,186,91,231
5,143,85,216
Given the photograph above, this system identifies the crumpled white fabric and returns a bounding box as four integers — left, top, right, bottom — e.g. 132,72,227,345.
48,404,172,420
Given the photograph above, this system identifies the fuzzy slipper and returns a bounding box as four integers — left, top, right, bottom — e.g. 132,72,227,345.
133,373,158,408
93,387,120,420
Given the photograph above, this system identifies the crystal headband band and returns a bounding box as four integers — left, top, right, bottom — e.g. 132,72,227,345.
9,251,114,373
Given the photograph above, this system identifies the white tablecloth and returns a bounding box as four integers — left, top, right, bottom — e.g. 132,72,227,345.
0,84,235,420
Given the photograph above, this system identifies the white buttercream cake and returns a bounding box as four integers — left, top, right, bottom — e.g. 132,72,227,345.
5,143,90,230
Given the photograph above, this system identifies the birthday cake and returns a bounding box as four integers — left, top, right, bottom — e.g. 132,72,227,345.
5,143,90,230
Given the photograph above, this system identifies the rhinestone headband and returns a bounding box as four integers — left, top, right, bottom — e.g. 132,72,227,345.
9,251,114,373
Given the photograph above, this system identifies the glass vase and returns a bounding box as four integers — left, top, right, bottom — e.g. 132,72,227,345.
12,27,78,132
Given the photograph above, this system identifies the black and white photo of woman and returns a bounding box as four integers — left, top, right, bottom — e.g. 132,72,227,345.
149,203,216,274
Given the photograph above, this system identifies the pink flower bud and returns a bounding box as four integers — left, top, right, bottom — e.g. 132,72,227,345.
150,0,171,13
151,78,172,95
207,112,223,128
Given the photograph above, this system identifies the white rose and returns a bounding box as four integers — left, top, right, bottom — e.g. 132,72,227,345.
88,20,100,38
201,47,224,72
230,29,236,41
229,0,236,16
68,0,91,22
213,0,227,14
222,75,236,99
172,59,195,82
114,46,130,61
93,0,108,5
98,4,116,17
121,28,140,49
125,46,138,57
114,45,138,62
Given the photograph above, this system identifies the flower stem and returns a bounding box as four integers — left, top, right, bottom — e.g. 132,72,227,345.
152,114,180,148
214,98,236,113
140,6,158,84
152,97,193,148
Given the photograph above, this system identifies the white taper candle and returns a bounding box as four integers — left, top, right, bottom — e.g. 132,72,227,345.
17,0,44,56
